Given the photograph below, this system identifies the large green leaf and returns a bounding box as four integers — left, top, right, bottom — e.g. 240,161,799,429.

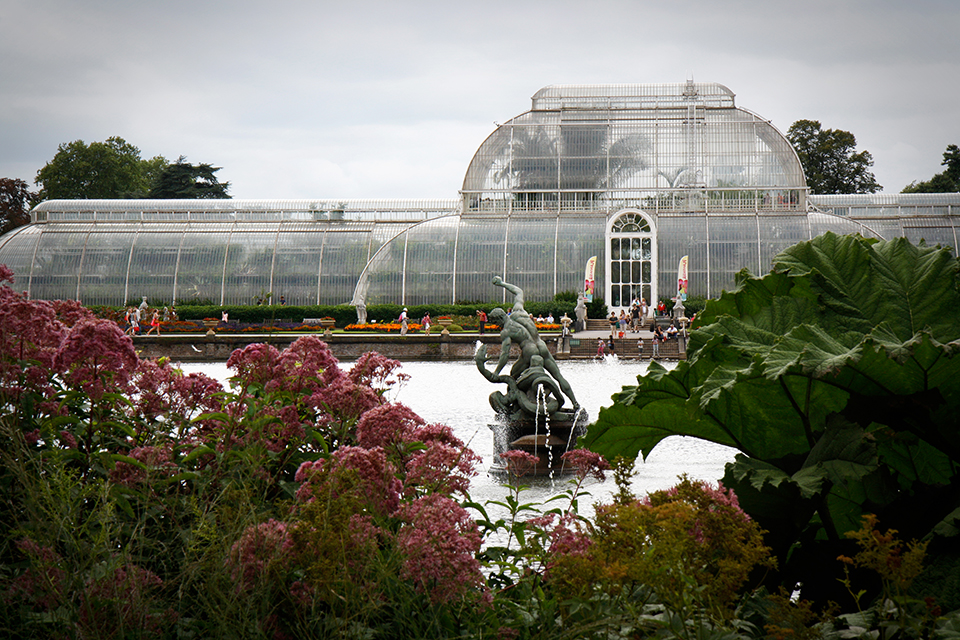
583,232,960,589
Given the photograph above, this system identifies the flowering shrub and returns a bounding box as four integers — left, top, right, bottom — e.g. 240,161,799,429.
0,265,495,637
2,260,956,638
537,474,774,617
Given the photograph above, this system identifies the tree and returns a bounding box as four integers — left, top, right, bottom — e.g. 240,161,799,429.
34,137,167,200
786,119,881,194
902,143,960,192
0,178,35,235
147,156,231,199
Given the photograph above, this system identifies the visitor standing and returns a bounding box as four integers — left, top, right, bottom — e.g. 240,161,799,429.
596,337,605,359
607,337,616,355
637,336,644,359
608,312,618,338
619,310,628,334
477,309,487,335
399,307,409,336
652,325,663,358
146,310,161,336
422,313,431,336
124,307,136,335
631,304,640,332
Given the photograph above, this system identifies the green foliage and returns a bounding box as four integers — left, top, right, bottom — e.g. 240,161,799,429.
587,297,607,319
5,266,960,637
787,120,881,194
548,475,774,621
681,294,708,319
168,302,576,328
0,177,35,235
148,155,231,199
35,136,168,200
583,232,960,603
902,143,960,193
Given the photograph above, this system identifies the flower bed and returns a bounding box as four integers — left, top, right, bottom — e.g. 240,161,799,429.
345,323,423,333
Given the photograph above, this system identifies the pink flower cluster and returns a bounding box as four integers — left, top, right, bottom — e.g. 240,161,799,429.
396,494,487,604
645,478,749,520
0,283,71,405
348,351,410,394
525,512,594,559
227,336,341,397
403,423,480,497
499,449,540,478
130,359,224,429
109,445,178,487
287,391,486,604
225,338,406,452
355,402,424,449
560,448,611,482
295,446,403,516
54,318,139,401
228,519,294,590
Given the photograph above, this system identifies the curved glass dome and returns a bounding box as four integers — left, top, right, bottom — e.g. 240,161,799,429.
462,82,806,214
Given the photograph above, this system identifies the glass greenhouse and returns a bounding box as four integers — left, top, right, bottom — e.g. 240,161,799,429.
2,82,959,310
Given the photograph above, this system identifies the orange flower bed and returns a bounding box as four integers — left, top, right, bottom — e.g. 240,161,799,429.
345,323,423,332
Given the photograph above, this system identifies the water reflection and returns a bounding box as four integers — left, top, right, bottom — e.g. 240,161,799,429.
178,357,736,516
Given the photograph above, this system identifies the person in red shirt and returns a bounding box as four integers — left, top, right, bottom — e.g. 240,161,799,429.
477,309,487,335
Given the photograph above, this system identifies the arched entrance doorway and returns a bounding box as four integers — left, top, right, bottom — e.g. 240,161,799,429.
605,210,656,315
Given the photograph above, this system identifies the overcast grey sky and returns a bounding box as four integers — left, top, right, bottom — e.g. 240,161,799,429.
3,0,958,200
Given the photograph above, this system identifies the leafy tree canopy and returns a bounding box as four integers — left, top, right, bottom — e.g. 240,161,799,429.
0,178,36,235
787,119,881,194
147,156,231,199
902,143,960,193
35,136,168,200
583,232,960,600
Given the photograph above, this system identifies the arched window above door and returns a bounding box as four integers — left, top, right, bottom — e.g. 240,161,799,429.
611,212,651,233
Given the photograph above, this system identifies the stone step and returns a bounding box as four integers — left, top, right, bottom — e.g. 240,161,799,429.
565,335,683,360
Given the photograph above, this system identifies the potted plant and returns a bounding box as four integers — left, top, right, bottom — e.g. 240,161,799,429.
436,315,454,336
202,317,219,336
319,316,336,339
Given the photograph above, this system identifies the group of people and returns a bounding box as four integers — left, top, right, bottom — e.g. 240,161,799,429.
124,296,176,336
393,308,494,337
597,295,683,359
607,296,653,339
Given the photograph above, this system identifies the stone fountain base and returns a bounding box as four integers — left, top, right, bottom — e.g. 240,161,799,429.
488,410,590,477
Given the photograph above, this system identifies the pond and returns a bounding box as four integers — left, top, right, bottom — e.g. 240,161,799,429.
178,357,737,517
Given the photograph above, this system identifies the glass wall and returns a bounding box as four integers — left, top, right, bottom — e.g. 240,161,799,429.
3,86,960,309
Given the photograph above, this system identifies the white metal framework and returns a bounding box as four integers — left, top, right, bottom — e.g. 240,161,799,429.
1,84,958,308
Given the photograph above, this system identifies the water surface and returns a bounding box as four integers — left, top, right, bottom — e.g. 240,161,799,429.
178,357,736,515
